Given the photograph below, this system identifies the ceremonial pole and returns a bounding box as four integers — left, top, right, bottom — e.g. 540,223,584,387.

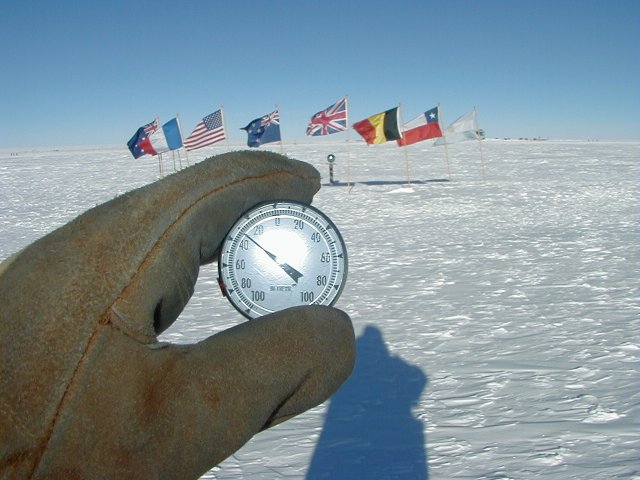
154,116,164,178
176,113,188,167
398,103,411,184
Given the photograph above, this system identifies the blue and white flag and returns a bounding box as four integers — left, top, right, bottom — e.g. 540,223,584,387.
162,117,183,151
141,117,183,155
242,110,281,147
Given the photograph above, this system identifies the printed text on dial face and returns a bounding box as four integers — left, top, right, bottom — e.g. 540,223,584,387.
221,203,347,319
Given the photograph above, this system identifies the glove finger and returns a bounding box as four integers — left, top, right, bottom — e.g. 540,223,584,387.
1,151,320,344
0,151,320,460
31,306,355,479
109,151,321,337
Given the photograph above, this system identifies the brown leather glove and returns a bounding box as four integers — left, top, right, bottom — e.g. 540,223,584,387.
0,151,355,479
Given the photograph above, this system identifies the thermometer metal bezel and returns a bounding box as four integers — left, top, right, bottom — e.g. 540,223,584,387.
217,200,348,319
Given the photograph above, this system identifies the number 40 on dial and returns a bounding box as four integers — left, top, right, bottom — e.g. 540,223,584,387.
218,200,348,319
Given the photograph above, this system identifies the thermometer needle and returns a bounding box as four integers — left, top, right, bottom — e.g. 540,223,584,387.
245,235,304,284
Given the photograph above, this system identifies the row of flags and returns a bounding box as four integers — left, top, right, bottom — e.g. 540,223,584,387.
127,97,481,159
350,104,481,147
127,111,225,159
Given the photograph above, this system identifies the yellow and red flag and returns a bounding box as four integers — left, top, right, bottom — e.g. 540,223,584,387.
353,107,401,145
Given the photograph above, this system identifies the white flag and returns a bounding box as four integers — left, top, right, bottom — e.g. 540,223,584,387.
434,109,479,146
146,128,170,154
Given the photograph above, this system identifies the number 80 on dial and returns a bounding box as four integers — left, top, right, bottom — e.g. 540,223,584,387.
218,201,348,319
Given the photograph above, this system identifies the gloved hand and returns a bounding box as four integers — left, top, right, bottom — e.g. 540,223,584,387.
0,151,355,480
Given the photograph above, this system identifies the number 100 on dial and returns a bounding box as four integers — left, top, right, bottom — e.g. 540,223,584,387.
218,201,348,319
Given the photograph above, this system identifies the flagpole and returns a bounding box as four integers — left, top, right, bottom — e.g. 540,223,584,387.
438,103,452,181
221,105,230,151
176,113,189,167
399,103,411,184
153,116,162,177
176,147,184,169
158,152,164,178
154,116,165,178
475,106,487,185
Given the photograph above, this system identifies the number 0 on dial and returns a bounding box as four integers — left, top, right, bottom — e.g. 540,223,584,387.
218,200,348,319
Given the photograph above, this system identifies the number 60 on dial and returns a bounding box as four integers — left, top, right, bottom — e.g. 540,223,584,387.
218,200,348,319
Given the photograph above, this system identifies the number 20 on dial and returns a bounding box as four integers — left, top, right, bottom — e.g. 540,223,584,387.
218,201,348,319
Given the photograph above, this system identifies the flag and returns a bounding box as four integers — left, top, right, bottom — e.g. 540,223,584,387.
242,110,281,147
163,118,183,150
433,109,479,146
397,107,442,146
184,109,226,151
127,119,158,159
306,97,348,136
353,107,401,144
139,117,183,155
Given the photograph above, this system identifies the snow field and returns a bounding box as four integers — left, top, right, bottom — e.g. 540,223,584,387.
1,140,638,479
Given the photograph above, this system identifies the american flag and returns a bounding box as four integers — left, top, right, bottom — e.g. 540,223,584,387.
306,97,348,136
184,109,226,151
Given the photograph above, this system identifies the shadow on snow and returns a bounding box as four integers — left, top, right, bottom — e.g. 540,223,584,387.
307,325,428,479
323,179,449,187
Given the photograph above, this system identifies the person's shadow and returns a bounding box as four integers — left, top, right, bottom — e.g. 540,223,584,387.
307,325,428,479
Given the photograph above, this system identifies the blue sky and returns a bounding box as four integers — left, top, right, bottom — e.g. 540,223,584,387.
1,0,639,148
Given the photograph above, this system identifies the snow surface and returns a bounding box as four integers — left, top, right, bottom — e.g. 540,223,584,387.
1,140,639,479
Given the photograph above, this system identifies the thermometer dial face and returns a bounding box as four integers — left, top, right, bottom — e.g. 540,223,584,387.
218,201,348,319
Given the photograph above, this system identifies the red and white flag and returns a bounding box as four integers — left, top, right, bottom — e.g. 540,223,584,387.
397,106,442,146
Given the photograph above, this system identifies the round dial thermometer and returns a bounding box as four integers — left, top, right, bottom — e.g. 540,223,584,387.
218,200,348,319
